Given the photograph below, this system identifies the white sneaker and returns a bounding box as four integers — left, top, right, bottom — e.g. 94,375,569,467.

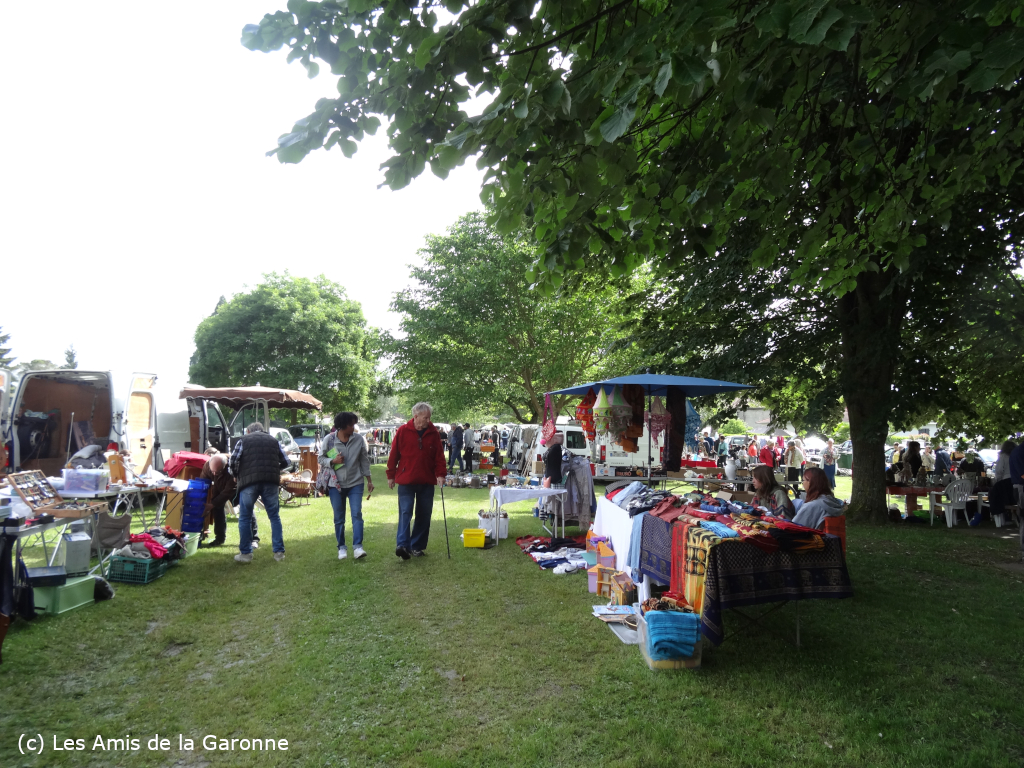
338,548,348,560
353,546,366,559
234,553,252,564
273,552,285,562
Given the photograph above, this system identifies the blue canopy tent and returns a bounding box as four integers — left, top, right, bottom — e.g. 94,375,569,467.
547,374,753,476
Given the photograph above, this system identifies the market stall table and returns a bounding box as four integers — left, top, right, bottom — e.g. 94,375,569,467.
594,497,853,647
489,486,567,541
887,485,945,515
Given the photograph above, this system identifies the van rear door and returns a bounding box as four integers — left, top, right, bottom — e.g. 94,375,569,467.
126,374,160,472
0,369,10,471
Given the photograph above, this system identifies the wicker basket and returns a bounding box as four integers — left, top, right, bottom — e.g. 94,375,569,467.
283,479,313,498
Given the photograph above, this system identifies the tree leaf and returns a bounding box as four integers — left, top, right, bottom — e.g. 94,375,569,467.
599,105,636,143
654,61,672,97
416,32,443,69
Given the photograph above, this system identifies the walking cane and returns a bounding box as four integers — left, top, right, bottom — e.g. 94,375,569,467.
440,483,452,559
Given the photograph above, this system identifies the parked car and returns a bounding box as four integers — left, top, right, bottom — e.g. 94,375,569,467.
270,427,301,471
288,423,322,452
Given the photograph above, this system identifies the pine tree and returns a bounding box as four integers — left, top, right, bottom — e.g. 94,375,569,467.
0,326,14,368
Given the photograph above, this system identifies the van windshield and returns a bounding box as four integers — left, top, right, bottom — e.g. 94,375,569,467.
565,431,587,450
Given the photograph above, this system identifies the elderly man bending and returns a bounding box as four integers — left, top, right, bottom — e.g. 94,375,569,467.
229,422,290,563
199,453,237,548
386,402,447,559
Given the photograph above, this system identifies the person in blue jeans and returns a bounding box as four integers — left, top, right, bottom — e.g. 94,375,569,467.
318,412,374,560
386,402,447,559
228,421,291,563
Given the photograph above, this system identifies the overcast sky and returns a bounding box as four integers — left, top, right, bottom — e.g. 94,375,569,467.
0,1,484,390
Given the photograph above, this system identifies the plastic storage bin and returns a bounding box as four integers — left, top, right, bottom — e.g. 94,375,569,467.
34,575,95,614
636,611,702,670
462,528,486,548
477,514,508,539
63,468,108,493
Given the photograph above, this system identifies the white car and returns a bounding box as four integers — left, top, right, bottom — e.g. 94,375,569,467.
270,427,301,471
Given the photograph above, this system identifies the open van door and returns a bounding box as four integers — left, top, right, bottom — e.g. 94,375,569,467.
126,374,161,473
228,399,270,449
0,369,11,473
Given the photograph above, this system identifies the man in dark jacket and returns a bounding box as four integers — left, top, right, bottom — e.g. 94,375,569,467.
229,422,290,563
387,402,447,559
448,424,465,473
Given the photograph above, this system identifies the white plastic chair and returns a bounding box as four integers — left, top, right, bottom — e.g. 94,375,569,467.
932,479,973,528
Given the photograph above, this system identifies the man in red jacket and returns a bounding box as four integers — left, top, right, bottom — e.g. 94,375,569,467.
386,402,447,559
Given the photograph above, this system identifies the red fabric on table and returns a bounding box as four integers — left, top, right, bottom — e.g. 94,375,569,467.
772,519,824,534
650,496,683,522
161,451,209,480
670,519,691,597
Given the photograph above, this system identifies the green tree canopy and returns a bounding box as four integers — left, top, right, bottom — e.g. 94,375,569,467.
61,345,78,370
242,1,1024,521
384,211,642,423
189,273,377,415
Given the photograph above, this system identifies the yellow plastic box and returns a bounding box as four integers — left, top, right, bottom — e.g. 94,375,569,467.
462,528,486,548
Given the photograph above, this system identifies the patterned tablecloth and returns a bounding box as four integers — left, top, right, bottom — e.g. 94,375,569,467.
699,534,852,645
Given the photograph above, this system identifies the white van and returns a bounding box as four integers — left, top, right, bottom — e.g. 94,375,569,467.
155,389,232,460
5,369,161,475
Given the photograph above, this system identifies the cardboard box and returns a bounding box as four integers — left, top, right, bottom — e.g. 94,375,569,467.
731,491,755,503
162,491,183,530
532,461,545,474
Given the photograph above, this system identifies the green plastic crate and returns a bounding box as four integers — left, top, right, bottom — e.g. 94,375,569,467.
107,555,170,585
34,576,95,614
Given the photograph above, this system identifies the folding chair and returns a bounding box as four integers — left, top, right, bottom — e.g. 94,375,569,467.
932,479,973,528
90,510,133,577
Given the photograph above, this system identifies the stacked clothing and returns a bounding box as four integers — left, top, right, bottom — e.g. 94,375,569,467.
563,455,597,528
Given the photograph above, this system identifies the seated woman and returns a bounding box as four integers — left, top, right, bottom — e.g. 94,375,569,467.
793,467,845,529
751,465,794,519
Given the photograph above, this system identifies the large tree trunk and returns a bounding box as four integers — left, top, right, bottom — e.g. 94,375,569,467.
838,266,907,524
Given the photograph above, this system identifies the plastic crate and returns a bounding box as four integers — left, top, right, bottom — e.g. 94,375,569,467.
188,479,211,492
34,575,95,614
462,528,486,548
107,555,171,584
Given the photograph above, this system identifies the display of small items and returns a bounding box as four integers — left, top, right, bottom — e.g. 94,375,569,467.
7,470,107,519
8,470,59,507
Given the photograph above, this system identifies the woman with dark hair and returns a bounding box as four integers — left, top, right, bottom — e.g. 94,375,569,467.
751,465,794,518
792,467,845,529
318,411,373,560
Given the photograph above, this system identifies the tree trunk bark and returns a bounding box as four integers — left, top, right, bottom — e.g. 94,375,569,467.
838,266,907,524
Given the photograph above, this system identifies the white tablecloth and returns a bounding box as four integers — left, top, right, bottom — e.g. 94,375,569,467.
593,496,654,603
490,486,566,509
593,496,633,572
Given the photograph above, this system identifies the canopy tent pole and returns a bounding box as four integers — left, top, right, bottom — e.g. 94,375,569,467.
647,389,653,486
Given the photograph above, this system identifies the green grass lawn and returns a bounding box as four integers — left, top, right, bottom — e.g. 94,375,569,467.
2,465,1023,767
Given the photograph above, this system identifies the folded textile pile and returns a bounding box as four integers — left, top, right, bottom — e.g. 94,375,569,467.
610,481,647,508
645,610,701,659
700,520,740,538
